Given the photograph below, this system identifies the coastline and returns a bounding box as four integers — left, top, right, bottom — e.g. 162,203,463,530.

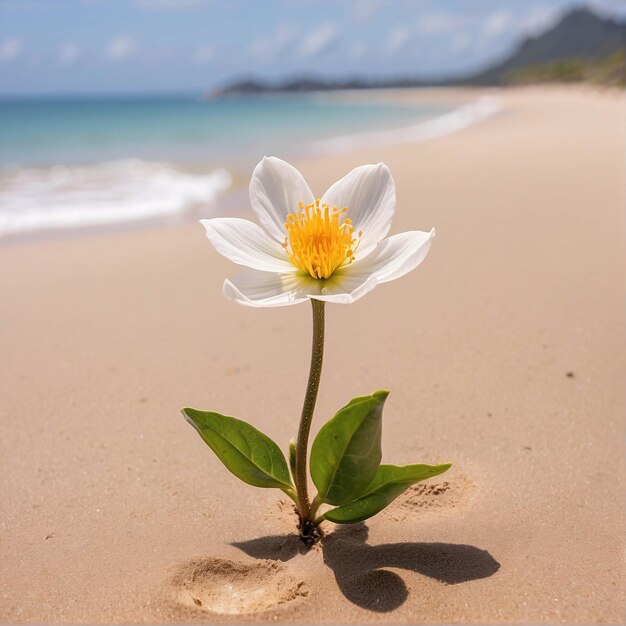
0,86,624,623
0,89,494,244
310,95,501,155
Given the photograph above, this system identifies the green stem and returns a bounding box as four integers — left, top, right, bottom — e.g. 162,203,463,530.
309,493,322,519
294,298,325,523
281,487,299,507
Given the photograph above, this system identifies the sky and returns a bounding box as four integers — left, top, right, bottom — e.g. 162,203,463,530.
1,0,625,96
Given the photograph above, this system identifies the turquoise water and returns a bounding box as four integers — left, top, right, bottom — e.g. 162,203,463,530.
0,95,454,168
0,94,460,238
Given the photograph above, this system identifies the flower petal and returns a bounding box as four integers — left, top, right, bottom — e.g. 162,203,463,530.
219,230,434,307
341,229,435,285
224,266,381,307
307,229,433,305
321,163,395,259
201,217,295,272
224,269,315,307
249,156,315,243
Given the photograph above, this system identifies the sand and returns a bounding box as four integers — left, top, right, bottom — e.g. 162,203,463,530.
0,87,624,623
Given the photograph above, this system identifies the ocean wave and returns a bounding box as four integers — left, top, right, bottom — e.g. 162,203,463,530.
0,159,232,238
313,96,502,154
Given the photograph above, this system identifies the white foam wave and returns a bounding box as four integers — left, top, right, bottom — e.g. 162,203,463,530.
313,96,502,154
0,159,232,238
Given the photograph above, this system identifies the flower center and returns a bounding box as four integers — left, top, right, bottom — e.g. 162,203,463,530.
282,199,361,279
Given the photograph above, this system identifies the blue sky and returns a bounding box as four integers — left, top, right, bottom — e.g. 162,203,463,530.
1,0,624,96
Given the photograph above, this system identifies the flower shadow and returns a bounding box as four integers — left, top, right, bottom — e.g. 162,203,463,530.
232,524,500,613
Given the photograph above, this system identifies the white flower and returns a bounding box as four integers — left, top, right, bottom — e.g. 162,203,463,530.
201,157,434,307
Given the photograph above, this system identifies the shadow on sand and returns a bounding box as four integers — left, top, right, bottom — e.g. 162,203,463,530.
233,524,500,612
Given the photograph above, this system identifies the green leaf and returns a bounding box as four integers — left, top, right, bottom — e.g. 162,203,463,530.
182,408,293,490
323,462,452,524
310,390,388,506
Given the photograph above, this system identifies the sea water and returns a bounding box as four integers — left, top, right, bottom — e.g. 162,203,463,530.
0,94,495,239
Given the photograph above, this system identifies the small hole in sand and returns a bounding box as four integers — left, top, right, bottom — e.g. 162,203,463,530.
385,473,476,521
170,557,307,615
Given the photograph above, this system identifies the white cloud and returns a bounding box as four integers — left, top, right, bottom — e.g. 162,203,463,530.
106,36,138,61
483,11,512,38
417,12,464,35
194,43,216,66
299,22,338,58
585,0,626,19
386,26,410,55
352,0,380,23
59,42,81,65
249,23,298,62
0,37,23,62
519,5,560,36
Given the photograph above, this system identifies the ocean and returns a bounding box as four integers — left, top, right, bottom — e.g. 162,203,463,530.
0,94,497,239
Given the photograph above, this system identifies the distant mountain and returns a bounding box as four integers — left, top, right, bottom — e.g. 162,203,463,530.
467,7,626,85
211,7,626,96
209,75,447,97
211,77,398,95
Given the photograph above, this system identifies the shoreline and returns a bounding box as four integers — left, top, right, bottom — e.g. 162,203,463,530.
1,85,624,623
310,95,501,155
7,85,622,247
4,84,621,247
0,88,496,245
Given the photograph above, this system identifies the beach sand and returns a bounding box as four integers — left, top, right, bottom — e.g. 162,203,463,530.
0,87,624,623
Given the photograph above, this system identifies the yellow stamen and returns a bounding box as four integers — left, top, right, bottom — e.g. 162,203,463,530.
284,199,360,279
